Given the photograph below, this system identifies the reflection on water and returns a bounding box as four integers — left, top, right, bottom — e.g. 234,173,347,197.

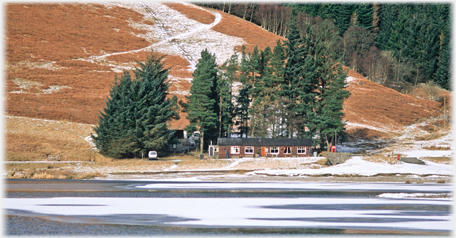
5,179,452,236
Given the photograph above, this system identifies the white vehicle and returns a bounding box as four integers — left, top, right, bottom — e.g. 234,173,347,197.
148,151,158,160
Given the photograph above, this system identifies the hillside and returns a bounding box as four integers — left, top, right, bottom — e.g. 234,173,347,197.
5,2,449,161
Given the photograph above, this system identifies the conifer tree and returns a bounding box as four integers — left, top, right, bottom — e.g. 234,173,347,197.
218,50,238,137
251,46,273,138
236,84,251,138
268,40,287,138
92,51,179,158
295,21,319,138
314,64,350,150
376,4,397,50
283,8,305,138
312,19,350,150
183,49,219,155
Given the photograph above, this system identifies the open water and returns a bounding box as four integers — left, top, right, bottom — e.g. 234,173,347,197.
4,179,452,236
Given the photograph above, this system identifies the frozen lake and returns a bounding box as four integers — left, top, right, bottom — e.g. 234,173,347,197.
5,179,452,236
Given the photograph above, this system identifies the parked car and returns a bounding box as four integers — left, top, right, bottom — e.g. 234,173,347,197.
148,151,157,160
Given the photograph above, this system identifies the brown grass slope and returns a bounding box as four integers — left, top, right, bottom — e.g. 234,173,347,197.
4,3,446,162
343,68,443,134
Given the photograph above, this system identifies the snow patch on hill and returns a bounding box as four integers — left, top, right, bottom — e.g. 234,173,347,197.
345,122,391,132
103,2,245,71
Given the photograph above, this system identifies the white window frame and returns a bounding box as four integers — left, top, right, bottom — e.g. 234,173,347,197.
284,146,291,154
245,146,254,154
297,146,306,154
231,146,240,154
270,146,279,154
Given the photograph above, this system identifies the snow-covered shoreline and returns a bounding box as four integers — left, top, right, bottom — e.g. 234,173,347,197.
252,156,453,177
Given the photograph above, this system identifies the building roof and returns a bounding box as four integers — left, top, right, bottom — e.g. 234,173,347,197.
217,138,313,146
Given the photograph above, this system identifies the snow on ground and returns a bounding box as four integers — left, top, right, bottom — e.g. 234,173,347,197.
101,2,245,71
345,121,391,132
335,144,360,153
345,76,357,83
401,149,453,158
252,156,452,177
377,193,452,200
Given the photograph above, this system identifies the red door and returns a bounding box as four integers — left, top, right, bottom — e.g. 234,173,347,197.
260,147,266,157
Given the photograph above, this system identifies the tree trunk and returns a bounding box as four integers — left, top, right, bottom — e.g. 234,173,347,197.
243,4,248,20
325,134,332,152
249,4,255,22
372,3,380,36
219,95,222,138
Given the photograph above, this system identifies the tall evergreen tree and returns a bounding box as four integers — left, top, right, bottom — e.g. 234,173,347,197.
283,8,305,138
182,49,219,155
251,46,273,138
376,4,397,50
218,50,238,137
434,4,451,90
92,51,179,159
314,64,350,150
355,4,373,29
267,40,286,138
236,84,251,138
295,20,319,138
311,19,350,149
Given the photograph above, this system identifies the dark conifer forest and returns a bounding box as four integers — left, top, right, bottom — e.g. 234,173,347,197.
199,3,451,91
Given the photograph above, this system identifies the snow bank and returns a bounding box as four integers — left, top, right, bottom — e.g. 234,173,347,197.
401,149,453,158
253,156,453,177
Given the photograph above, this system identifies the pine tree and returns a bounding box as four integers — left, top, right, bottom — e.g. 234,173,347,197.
267,40,286,138
218,50,238,137
236,84,251,138
311,19,350,150
314,63,350,150
283,8,305,138
183,49,219,155
295,21,319,138
355,4,373,29
375,4,397,50
248,46,262,137
251,46,273,138
92,51,179,158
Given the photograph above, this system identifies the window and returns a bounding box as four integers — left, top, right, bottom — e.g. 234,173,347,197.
245,146,254,154
297,147,306,154
231,146,240,154
284,147,291,154
270,146,279,154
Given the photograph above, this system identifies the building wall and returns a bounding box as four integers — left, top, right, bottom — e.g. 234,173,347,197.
218,145,312,159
